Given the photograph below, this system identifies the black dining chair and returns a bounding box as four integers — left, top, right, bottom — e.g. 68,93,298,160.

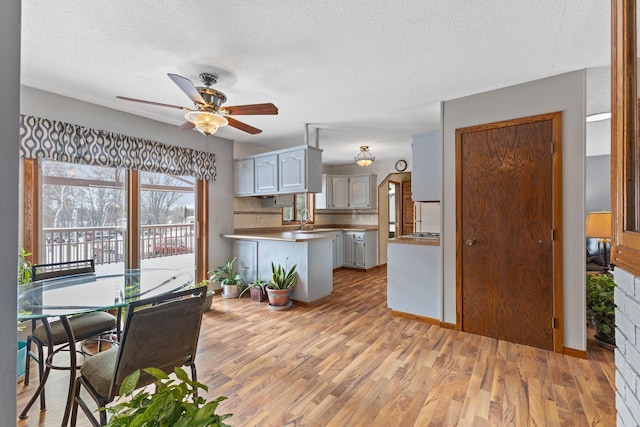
70,286,207,426
21,259,119,416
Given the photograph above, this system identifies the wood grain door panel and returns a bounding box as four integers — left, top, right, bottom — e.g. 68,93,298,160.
456,113,562,352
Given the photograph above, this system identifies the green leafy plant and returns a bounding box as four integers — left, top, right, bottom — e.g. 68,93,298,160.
269,261,297,290
104,367,232,427
209,258,246,290
586,273,616,344
239,278,267,298
18,247,32,286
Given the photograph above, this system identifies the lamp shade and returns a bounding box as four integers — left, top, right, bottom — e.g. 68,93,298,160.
355,145,375,167
184,111,228,136
585,211,611,238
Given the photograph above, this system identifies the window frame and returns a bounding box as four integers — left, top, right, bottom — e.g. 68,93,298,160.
282,193,315,225
611,0,640,276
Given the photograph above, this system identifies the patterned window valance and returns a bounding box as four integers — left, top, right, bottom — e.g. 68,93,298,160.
19,115,216,181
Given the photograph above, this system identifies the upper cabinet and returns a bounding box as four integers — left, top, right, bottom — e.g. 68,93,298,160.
316,174,377,209
233,158,255,196
411,131,441,202
234,145,323,197
255,154,278,195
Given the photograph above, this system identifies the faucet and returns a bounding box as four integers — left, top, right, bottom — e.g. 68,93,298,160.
299,208,310,230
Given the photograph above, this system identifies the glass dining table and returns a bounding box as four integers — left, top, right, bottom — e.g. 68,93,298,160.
17,268,194,426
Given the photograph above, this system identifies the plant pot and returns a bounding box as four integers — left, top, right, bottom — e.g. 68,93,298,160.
221,284,240,299
204,290,215,312
594,328,616,350
17,340,27,377
266,286,291,307
250,287,267,302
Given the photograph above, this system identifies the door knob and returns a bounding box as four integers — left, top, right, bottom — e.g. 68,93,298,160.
465,239,476,246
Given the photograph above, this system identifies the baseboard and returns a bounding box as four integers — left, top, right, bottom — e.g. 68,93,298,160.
563,346,587,359
291,294,332,307
391,310,441,325
439,322,457,330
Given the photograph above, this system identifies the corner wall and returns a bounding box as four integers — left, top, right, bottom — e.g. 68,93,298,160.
442,70,586,351
0,2,20,424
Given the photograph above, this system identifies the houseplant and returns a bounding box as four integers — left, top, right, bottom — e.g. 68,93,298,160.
266,262,297,307
103,367,232,426
239,278,267,302
209,258,246,299
586,273,616,349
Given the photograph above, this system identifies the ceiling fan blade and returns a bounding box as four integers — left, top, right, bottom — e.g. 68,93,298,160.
227,117,262,134
116,96,191,111
167,73,206,104
221,103,278,115
180,121,195,130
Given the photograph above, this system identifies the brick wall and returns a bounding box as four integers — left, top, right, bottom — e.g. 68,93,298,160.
614,268,640,426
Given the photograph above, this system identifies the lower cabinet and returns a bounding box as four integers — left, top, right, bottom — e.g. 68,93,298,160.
342,230,377,269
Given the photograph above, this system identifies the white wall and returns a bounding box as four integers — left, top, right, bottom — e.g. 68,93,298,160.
442,70,586,351
0,2,20,424
20,86,236,274
586,154,611,213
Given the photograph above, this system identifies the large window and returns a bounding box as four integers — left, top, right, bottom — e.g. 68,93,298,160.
283,194,314,225
34,160,198,277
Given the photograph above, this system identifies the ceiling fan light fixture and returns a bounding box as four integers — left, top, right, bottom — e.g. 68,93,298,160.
184,111,228,135
355,145,375,167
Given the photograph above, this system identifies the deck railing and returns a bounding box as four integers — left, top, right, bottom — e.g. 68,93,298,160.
42,223,195,265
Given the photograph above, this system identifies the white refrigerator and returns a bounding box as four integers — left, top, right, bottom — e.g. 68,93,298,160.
413,202,440,233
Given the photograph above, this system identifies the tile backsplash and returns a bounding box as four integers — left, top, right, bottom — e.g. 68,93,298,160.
234,197,378,230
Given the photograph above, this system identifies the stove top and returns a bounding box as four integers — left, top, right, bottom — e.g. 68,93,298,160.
401,232,440,239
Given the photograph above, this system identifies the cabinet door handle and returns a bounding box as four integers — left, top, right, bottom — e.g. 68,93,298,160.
465,239,476,246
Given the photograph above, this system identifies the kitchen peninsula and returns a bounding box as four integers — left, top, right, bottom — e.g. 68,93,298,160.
387,234,441,320
222,231,334,304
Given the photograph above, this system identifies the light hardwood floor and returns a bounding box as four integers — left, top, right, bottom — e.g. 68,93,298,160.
17,266,615,426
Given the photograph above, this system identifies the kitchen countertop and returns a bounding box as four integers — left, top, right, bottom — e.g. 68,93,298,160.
221,231,335,242
388,236,440,246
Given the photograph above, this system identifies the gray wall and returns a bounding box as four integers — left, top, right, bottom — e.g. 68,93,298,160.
586,155,611,213
442,70,587,351
0,2,20,424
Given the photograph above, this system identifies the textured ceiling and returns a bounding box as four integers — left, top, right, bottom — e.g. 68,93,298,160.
20,1,611,164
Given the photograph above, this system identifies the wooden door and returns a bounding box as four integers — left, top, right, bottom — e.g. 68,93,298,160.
402,181,414,235
456,112,563,352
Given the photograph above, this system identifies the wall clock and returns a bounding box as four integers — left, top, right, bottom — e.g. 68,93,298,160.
395,159,407,172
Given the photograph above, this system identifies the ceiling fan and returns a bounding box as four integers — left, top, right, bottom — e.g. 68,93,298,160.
117,73,278,136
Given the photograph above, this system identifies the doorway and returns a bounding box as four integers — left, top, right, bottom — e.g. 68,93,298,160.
455,112,563,352
377,173,411,266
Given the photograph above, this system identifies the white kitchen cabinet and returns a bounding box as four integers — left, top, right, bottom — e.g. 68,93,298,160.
316,174,377,209
255,154,278,195
234,145,322,197
233,240,258,283
411,131,441,202
349,175,376,208
233,158,255,196
342,230,378,269
335,232,344,267
279,148,306,193
331,176,350,208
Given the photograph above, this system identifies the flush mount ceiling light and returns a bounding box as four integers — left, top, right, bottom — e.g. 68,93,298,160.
355,145,375,167
184,111,228,135
586,112,612,122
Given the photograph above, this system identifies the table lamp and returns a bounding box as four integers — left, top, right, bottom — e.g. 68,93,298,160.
585,211,612,271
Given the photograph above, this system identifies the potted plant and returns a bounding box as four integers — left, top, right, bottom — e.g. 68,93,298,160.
586,273,616,349
266,262,297,308
103,367,232,426
240,278,267,302
209,258,246,299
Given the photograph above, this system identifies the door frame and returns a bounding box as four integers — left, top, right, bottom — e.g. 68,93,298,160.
454,112,564,353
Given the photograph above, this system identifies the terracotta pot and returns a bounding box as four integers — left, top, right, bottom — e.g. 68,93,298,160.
250,287,266,302
266,286,291,307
